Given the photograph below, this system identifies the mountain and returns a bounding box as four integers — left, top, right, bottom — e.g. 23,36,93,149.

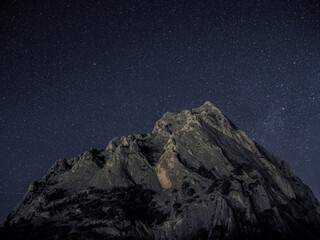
1,101,320,240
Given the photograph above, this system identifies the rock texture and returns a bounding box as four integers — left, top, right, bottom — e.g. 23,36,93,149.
1,101,320,240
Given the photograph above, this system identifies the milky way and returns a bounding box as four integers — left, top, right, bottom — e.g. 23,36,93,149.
1,0,319,221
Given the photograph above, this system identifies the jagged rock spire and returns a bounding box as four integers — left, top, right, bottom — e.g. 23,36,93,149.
2,102,320,240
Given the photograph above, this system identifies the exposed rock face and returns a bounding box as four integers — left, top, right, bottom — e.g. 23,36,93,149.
1,101,320,240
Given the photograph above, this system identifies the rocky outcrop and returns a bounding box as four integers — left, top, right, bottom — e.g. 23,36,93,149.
1,101,320,240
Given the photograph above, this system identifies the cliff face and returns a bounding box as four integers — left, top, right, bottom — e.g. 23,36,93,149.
1,101,320,240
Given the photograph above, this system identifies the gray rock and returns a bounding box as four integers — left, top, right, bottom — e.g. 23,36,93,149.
1,101,320,240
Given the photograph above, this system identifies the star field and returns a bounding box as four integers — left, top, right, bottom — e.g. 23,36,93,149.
1,0,320,222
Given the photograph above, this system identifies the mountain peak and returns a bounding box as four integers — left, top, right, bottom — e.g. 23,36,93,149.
196,100,221,113
2,102,320,240
152,101,233,136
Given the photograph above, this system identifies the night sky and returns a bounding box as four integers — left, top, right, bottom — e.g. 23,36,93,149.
1,0,320,222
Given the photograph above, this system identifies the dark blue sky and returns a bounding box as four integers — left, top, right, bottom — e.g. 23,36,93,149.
1,0,320,222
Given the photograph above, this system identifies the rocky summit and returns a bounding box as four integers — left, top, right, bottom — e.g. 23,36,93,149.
1,101,320,240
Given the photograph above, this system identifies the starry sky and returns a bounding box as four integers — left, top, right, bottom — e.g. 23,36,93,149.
1,0,320,222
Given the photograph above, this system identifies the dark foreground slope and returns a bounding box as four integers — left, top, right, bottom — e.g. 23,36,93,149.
1,102,320,240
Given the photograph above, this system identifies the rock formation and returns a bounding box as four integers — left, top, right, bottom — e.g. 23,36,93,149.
1,101,320,240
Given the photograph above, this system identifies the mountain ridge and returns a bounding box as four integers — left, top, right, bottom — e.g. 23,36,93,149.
1,101,320,240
